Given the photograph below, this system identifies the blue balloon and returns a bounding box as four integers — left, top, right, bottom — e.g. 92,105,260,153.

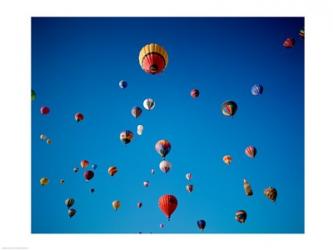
91,164,98,170
119,80,128,89
197,219,206,231
251,84,263,96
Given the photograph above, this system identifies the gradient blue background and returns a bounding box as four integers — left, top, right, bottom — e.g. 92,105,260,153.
32,17,304,233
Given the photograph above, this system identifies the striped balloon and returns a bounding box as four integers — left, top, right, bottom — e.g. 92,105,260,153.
245,146,257,158
222,100,238,117
108,166,118,176
251,84,263,96
158,194,178,220
264,187,278,202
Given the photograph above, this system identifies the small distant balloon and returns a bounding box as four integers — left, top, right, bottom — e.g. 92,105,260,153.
243,179,253,196
143,181,149,187
81,160,89,168
39,177,49,186
83,170,94,181
151,169,155,175
223,155,232,166
159,160,171,174
137,125,144,135
137,202,143,208
190,89,200,98
74,112,84,122
155,139,171,158
251,84,263,96
197,219,206,231
299,29,304,39
235,210,247,223
91,164,98,170
73,167,79,173
185,173,192,181
186,184,194,193
283,38,295,48
131,106,142,118
160,223,165,228
65,198,75,208
31,90,36,101
40,106,50,115
40,134,47,141
143,98,155,111
108,166,118,176
46,138,52,144
119,80,128,89
245,146,256,158
90,188,95,193
59,179,65,185
264,187,278,202
112,200,121,210
68,208,76,218
120,130,134,144
222,101,237,117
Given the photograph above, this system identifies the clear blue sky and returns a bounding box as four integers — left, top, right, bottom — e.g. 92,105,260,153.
31,17,304,233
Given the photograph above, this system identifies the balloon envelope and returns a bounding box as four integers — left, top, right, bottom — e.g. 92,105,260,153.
81,160,89,168
185,173,192,181
65,198,75,208
40,106,50,115
245,146,257,158
155,139,171,158
83,170,94,181
264,187,278,202
120,130,134,144
158,194,178,219
222,101,237,117
119,80,128,89
139,43,168,74
143,98,155,110
251,84,263,96
68,208,76,218
235,210,247,223
197,220,206,231
39,177,49,186
74,112,84,122
137,125,144,135
112,200,121,210
159,160,171,173
191,89,200,98
108,166,118,176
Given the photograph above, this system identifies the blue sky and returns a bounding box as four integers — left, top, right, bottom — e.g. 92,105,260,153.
31,17,304,233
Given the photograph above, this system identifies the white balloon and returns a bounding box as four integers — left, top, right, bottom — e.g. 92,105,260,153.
159,160,172,173
137,125,144,135
143,98,155,110
185,173,192,181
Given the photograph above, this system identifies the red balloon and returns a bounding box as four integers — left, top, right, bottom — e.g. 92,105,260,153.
40,106,50,115
75,112,84,122
83,170,94,181
190,89,200,98
158,194,178,220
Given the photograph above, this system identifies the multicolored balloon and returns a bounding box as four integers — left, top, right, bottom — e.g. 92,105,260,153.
223,155,232,166
131,106,142,118
112,200,121,210
83,170,94,181
264,187,278,202
251,84,263,96
40,106,50,115
243,179,253,196
235,210,247,223
119,80,128,89
197,219,206,231
245,146,257,158
222,101,237,117
158,194,178,220
155,139,171,158
120,130,134,144
74,112,84,122
186,184,194,193
283,38,295,48
159,160,171,173
139,43,168,74
185,173,192,181
108,166,118,176
190,89,200,98
143,98,155,111
81,160,89,168
65,198,75,208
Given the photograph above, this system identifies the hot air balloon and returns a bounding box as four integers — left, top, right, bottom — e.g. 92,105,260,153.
91,164,98,170
120,130,134,144
73,167,79,173
46,138,52,144
222,101,237,117
90,188,95,193
83,170,94,181
264,187,278,202
251,84,263,96
191,89,200,98
160,223,165,228
155,139,171,158
223,155,232,166
159,160,171,173
185,173,192,181
197,220,206,231
186,184,194,193
65,198,75,208
243,179,253,196
137,202,143,208
74,112,84,122
59,179,65,185
80,160,89,168
245,146,256,158
68,208,76,218
143,181,149,187
139,43,168,74
119,80,128,89
39,177,49,186
137,125,144,135
235,210,247,223
299,29,304,39
40,106,50,115
31,90,36,101
131,106,142,118
108,166,118,176
283,38,295,48
112,200,121,210
40,134,47,141
158,194,178,220
151,169,155,175
143,98,155,111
